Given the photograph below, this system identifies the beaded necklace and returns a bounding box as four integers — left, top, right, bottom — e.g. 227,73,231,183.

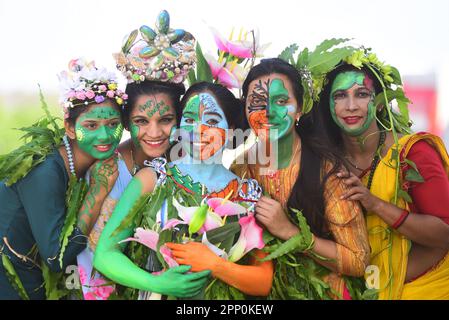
351,131,386,190
62,134,76,176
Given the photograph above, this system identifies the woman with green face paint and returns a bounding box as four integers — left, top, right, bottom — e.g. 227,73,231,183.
0,58,126,299
232,58,370,299
76,80,186,300
317,56,449,300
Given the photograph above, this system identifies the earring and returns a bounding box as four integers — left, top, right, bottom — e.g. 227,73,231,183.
295,116,300,127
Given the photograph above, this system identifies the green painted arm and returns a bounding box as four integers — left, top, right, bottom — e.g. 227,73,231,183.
93,173,210,298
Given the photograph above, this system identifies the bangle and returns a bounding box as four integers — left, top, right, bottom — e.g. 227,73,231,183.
392,209,410,229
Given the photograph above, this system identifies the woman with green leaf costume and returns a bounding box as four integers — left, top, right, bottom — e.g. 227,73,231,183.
316,47,449,299
0,58,127,299
232,56,370,300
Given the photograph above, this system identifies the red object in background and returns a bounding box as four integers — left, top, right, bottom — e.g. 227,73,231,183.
404,81,439,135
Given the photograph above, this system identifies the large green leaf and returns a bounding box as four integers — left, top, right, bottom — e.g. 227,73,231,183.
194,42,213,83
1,253,30,300
59,177,87,268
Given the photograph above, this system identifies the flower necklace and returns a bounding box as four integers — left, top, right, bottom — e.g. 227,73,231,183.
63,134,76,176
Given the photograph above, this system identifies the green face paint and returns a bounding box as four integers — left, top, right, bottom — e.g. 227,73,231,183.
329,71,376,136
75,106,123,159
267,79,295,141
139,99,170,119
130,122,141,149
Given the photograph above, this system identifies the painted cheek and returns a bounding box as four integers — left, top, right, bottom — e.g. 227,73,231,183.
248,110,268,135
199,125,226,160
130,123,141,148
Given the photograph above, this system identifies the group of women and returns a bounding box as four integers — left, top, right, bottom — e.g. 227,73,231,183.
1,10,449,300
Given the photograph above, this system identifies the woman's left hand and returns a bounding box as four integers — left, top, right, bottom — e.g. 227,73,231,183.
338,171,381,212
166,242,221,273
255,196,299,240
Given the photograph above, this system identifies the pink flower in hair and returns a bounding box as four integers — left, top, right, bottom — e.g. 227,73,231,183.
106,90,115,98
75,91,86,100
86,90,95,99
67,90,76,99
98,85,107,92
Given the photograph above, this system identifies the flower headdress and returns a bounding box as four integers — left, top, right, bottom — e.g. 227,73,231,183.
58,58,127,118
113,10,196,84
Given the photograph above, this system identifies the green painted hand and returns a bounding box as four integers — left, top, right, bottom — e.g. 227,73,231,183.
154,265,211,298
89,154,119,196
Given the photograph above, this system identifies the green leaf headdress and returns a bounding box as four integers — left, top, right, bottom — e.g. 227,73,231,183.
342,47,412,135
278,39,412,136
278,38,356,114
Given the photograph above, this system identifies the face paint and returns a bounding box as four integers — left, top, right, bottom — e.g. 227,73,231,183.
180,93,228,161
75,106,123,159
330,71,376,136
129,94,177,158
247,78,297,142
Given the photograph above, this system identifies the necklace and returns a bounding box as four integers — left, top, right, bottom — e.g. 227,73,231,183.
130,148,140,176
345,131,386,190
63,135,76,176
366,131,386,190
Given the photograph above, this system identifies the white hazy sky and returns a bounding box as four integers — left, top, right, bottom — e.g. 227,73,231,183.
1,0,449,93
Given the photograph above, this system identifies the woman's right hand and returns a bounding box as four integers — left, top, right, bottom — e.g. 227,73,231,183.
89,154,119,196
155,265,211,298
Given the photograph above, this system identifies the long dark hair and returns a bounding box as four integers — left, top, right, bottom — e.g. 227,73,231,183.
242,58,344,238
316,63,383,149
124,80,185,127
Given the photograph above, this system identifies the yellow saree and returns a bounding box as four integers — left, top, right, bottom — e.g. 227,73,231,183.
365,133,449,300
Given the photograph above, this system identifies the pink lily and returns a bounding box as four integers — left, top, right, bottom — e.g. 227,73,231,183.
204,53,225,79
172,198,223,234
204,54,247,89
210,27,270,59
118,228,179,269
228,214,264,262
172,197,247,234
207,197,247,217
119,227,159,250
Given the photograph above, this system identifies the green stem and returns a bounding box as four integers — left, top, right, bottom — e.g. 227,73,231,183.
365,64,400,204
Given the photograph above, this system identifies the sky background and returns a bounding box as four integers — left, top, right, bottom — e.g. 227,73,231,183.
1,0,449,93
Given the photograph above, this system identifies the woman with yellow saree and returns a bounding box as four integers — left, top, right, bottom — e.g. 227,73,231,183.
317,48,449,299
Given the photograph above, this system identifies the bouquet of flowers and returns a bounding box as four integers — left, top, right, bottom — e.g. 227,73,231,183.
111,159,265,299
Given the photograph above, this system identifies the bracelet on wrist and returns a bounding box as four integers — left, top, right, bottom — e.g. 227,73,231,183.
392,209,410,229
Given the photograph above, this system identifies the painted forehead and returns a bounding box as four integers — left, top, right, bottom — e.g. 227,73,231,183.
184,93,225,117
248,77,291,99
78,105,120,121
331,71,374,93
